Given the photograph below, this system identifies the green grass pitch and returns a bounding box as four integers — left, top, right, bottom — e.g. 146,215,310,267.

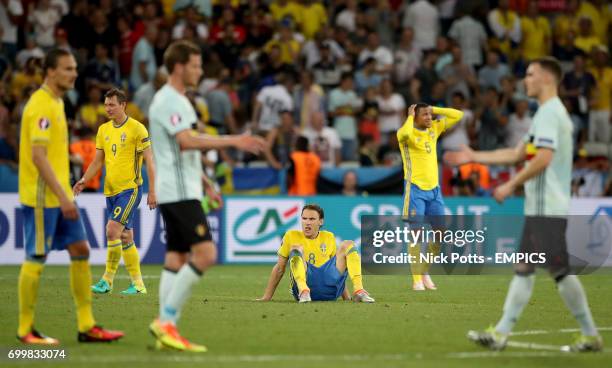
1,265,611,367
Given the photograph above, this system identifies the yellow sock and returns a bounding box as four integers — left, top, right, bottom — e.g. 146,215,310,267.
409,244,422,283
289,251,308,293
424,242,441,274
344,243,363,292
70,259,96,332
103,239,122,285
122,243,144,288
18,261,44,337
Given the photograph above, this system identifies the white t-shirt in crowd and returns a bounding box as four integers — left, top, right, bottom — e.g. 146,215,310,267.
377,94,406,134
506,112,532,147
358,46,393,70
256,85,293,131
0,0,23,44
441,108,472,151
302,127,342,167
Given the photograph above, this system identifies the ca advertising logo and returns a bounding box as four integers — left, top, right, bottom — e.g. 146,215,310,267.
233,206,300,245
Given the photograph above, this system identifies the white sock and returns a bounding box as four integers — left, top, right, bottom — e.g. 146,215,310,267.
557,275,598,336
159,268,177,318
495,274,535,334
160,263,202,324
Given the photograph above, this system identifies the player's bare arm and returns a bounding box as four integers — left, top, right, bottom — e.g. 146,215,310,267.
142,147,157,209
32,145,78,220
257,255,288,301
175,130,266,154
73,149,105,196
493,148,553,203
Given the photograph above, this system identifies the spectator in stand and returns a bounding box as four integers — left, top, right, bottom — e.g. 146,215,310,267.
172,5,209,43
69,127,100,192
519,1,551,63
27,0,62,50
252,72,294,134
300,0,328,40
561,54,595,130
359,135,378,167
134,69,167,122
487,0,521,62
212,24,243,70
270,0,302,25
478,50,511,92
441,92,473,152
439,45,478,104
553,0,579,48
264,21,302,65
563,97,585,148
341,170,361,196
130,25,158,92
16,36,45,70
301,28,346,70
434,35,452,74
0,108,17,171
402,0,439,51
354,57,382,96
359,90,380,144
358,32,392,75
576,0,610,46
412,50,439,103
377,79,405,144
209,7,246,45
506,97,532,148
293,70,325,130
288,135,321,196
588,46,612,144
364,0,394,48
303,111,342,168
574,17,600,55
476,87,508,150
117,15,139,79
328,72,362,161
0,0,23,62
78,85,106,129
83,43,120,92
394,27,422,93
377,132,402,166
448,6,488,68
10,57,43,102
335,0,358,33
85,8,119,59
206,78,238,134
264,110,299,170
312,42,345,91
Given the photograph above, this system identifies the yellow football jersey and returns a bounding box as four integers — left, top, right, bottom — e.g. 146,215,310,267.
96,117,151,196
19,86,73,208
397,107,463,191
278,229,337,267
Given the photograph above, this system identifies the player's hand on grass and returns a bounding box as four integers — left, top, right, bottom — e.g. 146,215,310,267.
236,135,266,154
443,144,474,166
73,179,85,196
493,182,514,204
60,197,79,220
147,191,157,210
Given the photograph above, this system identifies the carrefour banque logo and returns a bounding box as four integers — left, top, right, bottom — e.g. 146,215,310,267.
233,205,300,245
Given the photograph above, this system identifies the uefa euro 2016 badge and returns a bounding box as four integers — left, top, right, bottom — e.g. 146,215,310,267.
38,117,50,130
170,113,182,126
320,243,326,253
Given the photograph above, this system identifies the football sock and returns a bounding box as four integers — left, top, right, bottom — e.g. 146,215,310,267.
557,275,598,336
345,243,363,292
159,268,177,318
122,242,144,288
18,260,44,337
424,242,441,274
289,250,308,293
103,239,122,285
160,262,202,325
495,274,535,334
409,244,422,283
70,258,96,332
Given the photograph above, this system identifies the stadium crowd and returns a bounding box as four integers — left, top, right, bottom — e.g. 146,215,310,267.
0,0,610,197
